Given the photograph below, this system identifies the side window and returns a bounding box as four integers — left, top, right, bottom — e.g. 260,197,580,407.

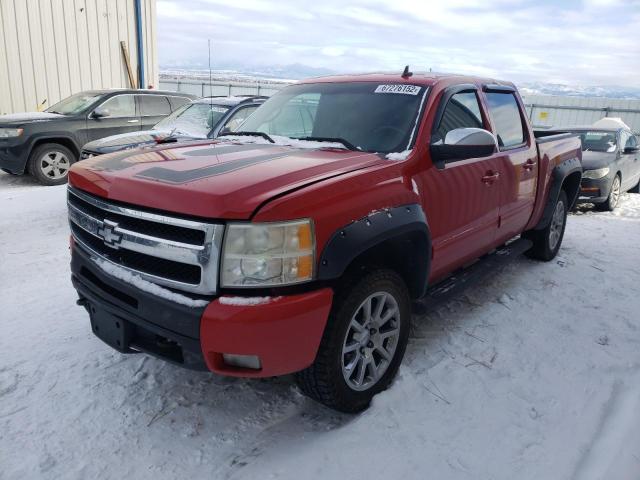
628,135,638,148
139,95,171,116
619,131,629,150
485,92,525,149
223,106,258,132
168,96,191,111
435,91,484,142
99,95,136,117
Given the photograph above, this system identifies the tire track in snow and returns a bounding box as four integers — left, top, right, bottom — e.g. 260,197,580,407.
571,379,640,480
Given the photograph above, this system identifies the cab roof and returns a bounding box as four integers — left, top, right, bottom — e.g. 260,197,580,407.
297,72,516,89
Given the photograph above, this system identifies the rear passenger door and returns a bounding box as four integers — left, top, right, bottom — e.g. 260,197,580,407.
137,95,172,130
482,87,538,242
424,86,502,281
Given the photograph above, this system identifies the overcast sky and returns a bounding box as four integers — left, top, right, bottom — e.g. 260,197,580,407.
157,0,640,86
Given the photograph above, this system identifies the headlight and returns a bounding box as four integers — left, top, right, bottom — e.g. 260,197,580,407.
0,128,23,138
582,167,610,179
221,219,315,287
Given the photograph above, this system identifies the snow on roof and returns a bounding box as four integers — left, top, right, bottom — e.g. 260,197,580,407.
592,117,631,130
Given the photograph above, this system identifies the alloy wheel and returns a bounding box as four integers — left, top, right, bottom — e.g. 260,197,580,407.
40,151,70,180
548,198,566,250
610,176,621,209
341,291,401,391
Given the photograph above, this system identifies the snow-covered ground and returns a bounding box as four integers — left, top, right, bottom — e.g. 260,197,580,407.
1,171,639,480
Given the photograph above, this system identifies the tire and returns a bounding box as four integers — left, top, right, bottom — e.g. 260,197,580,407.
596,174,621,211
524,190,568,261
295,269,411,413
28,143,75,186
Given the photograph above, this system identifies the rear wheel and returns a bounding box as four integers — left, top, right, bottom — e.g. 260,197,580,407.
524,190,568,261
28,143,75,186
596,174,621,211
295,269,411,413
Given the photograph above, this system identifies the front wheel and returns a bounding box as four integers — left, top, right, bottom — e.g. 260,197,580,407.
524,190,568,261
295,269,411,413
28,143,75,186
596,174,621,211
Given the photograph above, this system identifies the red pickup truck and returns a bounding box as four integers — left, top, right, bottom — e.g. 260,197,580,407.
68,72,582,412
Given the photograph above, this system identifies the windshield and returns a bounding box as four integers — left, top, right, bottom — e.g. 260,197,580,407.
573,130,618,153
46,92,103,115
154,103,230,138
237,82,427,153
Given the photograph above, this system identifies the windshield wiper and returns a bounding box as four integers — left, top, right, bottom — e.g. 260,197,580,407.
155,128,191,144
294,136,358,151
219,131,275,143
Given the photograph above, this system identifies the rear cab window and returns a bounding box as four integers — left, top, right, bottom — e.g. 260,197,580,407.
485,92,526,149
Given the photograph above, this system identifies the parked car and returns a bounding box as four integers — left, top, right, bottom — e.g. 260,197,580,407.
80,96,268,158
0,89,196,185
540,118,640,210
67,72,582,412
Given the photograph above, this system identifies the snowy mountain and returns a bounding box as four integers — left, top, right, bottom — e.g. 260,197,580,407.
517,82,640,99
160,66,640,99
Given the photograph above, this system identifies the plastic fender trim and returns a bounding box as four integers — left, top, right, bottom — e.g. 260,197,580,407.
535,157,582,230
317,204,431,298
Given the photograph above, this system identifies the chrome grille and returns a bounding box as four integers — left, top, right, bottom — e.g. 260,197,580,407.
67,186,223,295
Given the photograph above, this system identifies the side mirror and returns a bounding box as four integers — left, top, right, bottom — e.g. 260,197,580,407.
624,145,639,154
91,107,110,119
430,127,498,168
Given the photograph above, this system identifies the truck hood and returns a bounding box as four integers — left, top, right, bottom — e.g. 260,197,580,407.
0,111,65,126
69,140,388,219
581,150,617,171
83,129,198,154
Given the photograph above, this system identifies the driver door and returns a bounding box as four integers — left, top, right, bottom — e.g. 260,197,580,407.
422,87,502,281
85,94,141,143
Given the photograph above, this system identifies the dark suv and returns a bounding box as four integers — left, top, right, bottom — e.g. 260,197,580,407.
81,96,267,158
0,89,196,185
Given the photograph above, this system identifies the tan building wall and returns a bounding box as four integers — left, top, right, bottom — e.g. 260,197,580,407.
0,0,158,114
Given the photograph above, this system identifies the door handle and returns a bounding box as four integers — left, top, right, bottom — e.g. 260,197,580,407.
127,119,139,123
481,171,500,184
523,159,537,171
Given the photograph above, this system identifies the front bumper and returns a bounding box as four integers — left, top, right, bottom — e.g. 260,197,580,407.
71,243,333,377
0,138,29,174
577,175,614,204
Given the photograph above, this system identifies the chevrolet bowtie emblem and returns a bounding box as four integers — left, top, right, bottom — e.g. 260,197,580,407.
97,219,123,249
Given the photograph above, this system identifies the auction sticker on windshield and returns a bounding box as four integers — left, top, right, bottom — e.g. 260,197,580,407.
374,84,421,95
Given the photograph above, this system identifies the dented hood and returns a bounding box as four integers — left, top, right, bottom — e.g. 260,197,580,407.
69,140,386,219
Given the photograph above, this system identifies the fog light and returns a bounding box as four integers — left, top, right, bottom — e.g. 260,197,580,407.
222,353,261,370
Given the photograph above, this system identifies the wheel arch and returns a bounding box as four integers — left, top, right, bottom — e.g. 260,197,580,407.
28,136,81,162
317,204,431,299
534,157,582,230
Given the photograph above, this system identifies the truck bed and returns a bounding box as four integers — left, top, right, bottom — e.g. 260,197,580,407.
523,130,583,231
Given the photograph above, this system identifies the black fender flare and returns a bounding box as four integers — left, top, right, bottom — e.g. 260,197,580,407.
534,157,582,230
317,204,431,298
